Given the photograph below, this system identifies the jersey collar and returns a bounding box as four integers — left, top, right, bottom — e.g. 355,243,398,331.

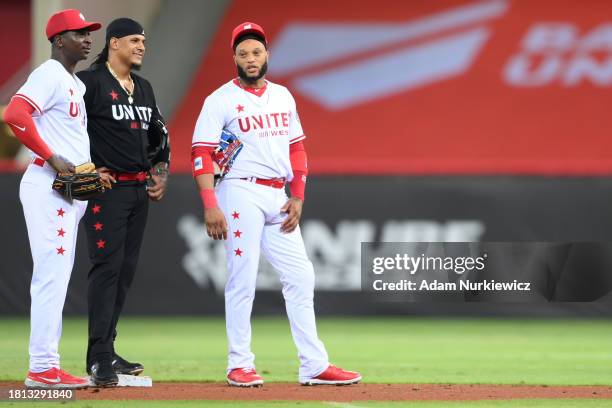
233,78,267,97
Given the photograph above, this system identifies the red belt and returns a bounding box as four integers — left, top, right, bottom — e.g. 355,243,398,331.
33,159,147,182
240,177,285,189
112,171,148,182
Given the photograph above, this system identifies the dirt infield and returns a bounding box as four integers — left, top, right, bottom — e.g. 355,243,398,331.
4,382,612,401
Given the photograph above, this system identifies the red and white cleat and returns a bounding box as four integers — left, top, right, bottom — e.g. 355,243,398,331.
300,364,362,385
227,367,264,387
25,367,89,389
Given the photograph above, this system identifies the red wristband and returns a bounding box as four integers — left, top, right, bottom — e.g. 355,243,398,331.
199,189,218,209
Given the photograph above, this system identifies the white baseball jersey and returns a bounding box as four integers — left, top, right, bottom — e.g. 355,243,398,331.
15,59,90,164
192,78,305,180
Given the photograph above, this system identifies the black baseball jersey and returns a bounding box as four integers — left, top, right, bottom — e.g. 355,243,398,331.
77,63,170,173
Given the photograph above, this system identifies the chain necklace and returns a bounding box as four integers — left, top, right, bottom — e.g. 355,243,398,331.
106,62,134,104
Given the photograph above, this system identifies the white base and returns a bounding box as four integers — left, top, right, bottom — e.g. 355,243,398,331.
88,374,153,387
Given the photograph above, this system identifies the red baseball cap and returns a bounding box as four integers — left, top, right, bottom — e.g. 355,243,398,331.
231,22,266,49
45,9,102,40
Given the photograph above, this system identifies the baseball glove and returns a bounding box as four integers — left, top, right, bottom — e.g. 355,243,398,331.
52,162,106,200
213,129,243,185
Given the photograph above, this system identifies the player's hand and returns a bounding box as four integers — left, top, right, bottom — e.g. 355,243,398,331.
280,197,303,233
147,173,167,201
205,207,228,240
96,167,116,189
47,154,75,174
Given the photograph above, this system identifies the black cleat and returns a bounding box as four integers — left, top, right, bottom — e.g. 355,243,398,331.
112,354,144,376
90,360,119,387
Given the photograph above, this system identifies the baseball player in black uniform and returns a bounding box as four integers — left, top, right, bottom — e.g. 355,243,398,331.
77,18,170,386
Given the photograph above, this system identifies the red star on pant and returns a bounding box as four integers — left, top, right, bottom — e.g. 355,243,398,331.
234,248,243,257
236,104,244,113
93,222,103,231
233,230,242,238
92,204,101,214
56,208,65,217
109,90,119,100
57,228,66,237
232,211,240,219
56,246,66,255
96,239,106,249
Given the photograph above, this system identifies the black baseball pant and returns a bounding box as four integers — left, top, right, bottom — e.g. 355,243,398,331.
83,182,149,368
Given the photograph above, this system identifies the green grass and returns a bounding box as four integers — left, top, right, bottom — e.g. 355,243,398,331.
1,317,611,385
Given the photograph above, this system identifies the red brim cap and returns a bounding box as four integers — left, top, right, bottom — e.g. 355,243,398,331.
46,9,102,40
231,21,266,49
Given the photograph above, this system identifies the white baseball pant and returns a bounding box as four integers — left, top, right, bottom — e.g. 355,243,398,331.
20,162,87,372
216,178,329,379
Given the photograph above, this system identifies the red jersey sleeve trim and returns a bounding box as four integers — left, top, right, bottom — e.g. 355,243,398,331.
289,134,306,144
192,141,219,148
14,94,42,114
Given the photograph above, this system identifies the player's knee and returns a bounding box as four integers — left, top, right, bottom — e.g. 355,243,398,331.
282,286,314,307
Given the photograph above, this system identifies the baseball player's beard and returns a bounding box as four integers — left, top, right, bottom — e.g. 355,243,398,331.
237,61,268,85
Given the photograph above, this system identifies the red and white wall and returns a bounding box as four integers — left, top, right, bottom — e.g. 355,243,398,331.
170,0,612,175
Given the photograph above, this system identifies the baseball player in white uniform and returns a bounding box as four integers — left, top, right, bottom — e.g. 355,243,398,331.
191,22,361,387
2,9,111,389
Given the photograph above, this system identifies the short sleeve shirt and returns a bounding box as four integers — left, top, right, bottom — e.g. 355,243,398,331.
15,59,90,165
